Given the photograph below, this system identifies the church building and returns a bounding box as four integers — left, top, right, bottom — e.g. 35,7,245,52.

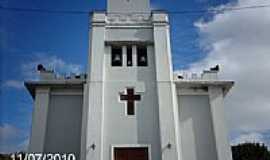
25,0,234,160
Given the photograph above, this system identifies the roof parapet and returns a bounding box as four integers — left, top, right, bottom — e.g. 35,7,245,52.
174,65,220,81
39,70,56,80
37,64,87,81
201,70,218,80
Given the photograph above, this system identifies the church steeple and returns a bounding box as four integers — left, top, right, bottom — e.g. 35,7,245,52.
107,0,150,13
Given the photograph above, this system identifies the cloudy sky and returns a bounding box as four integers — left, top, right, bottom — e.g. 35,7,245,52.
1,0,270,153
185,0,270,147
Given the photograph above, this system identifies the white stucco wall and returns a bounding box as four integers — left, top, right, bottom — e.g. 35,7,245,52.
153,12,180,160
29,88,50,152
86,13,106,160
44,92,83,159
102,45,162,160
178,95,218,160
106,28,153,42
85,11,232,160
84,10,179,160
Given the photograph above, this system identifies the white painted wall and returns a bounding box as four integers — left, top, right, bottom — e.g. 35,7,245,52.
29,88,50,152
84,9,232,160
209,86,233,160
102,45,162,160
153,12,180,160
85,7,182,160
106,28,153,42
86,12,106,160
178,95,218,160
44,94,83,159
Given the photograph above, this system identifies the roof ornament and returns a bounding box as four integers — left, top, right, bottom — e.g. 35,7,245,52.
210,65,220,72
37,64,46,72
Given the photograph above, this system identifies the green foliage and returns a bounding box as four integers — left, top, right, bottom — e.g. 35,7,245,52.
232,143,270,160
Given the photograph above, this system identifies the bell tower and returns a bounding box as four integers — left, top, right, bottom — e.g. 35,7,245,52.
85,0,180,160
26,0,234,159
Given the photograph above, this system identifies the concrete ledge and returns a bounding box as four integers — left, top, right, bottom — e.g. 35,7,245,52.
105,40,154,46
174,80,234,96
25,79,86,98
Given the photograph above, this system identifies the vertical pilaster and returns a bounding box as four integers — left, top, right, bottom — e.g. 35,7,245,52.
80,84,88,160
86,12,106,160
209,86,233,160
29,88,50,152
172,83,183,160
152,12,180,160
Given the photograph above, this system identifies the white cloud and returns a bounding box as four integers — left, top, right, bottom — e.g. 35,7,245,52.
22,54,84,80
184,0,270,136
0,124,20,141
2,80,24,90
17,139,29,152
1,54,83,89
0,124,28,153
231,132,265,146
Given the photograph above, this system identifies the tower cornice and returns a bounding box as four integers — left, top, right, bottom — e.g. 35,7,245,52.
91,12,106,26
152,12,169,26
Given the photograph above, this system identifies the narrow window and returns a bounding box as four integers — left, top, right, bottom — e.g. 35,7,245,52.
127,46,133,67
111,46,122,66
137,46,148,66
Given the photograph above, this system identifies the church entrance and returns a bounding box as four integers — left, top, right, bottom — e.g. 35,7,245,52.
114,147,149,160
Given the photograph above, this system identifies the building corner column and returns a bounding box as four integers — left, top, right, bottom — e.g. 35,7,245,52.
29,87,50,153
80,83,89,160
86,12,106,160
209,86,233,160
152,11,180,160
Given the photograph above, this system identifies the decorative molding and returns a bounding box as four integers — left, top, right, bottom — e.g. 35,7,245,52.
106,25,153,29
105,41,154,46
106,14,151,25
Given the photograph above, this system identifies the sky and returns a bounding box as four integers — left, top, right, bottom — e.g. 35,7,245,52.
1,0,270,153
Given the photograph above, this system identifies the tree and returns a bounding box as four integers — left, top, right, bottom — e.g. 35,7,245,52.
232,143,270,160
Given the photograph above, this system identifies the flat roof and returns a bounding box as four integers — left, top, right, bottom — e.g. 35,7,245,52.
174,80,234,95
25,79,86,98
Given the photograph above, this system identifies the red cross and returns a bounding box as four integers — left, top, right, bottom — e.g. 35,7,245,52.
120,88,141,115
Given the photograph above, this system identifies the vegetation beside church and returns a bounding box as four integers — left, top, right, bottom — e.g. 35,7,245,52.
232,143,270,160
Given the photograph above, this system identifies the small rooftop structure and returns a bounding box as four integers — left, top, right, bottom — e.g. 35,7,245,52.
25,64,87,98
173,65,234,96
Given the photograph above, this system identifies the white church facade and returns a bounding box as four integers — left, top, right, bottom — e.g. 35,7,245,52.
25,0,234,160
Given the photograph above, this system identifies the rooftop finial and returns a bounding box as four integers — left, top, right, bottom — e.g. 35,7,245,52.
210,65,220,72
37,64,46,72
